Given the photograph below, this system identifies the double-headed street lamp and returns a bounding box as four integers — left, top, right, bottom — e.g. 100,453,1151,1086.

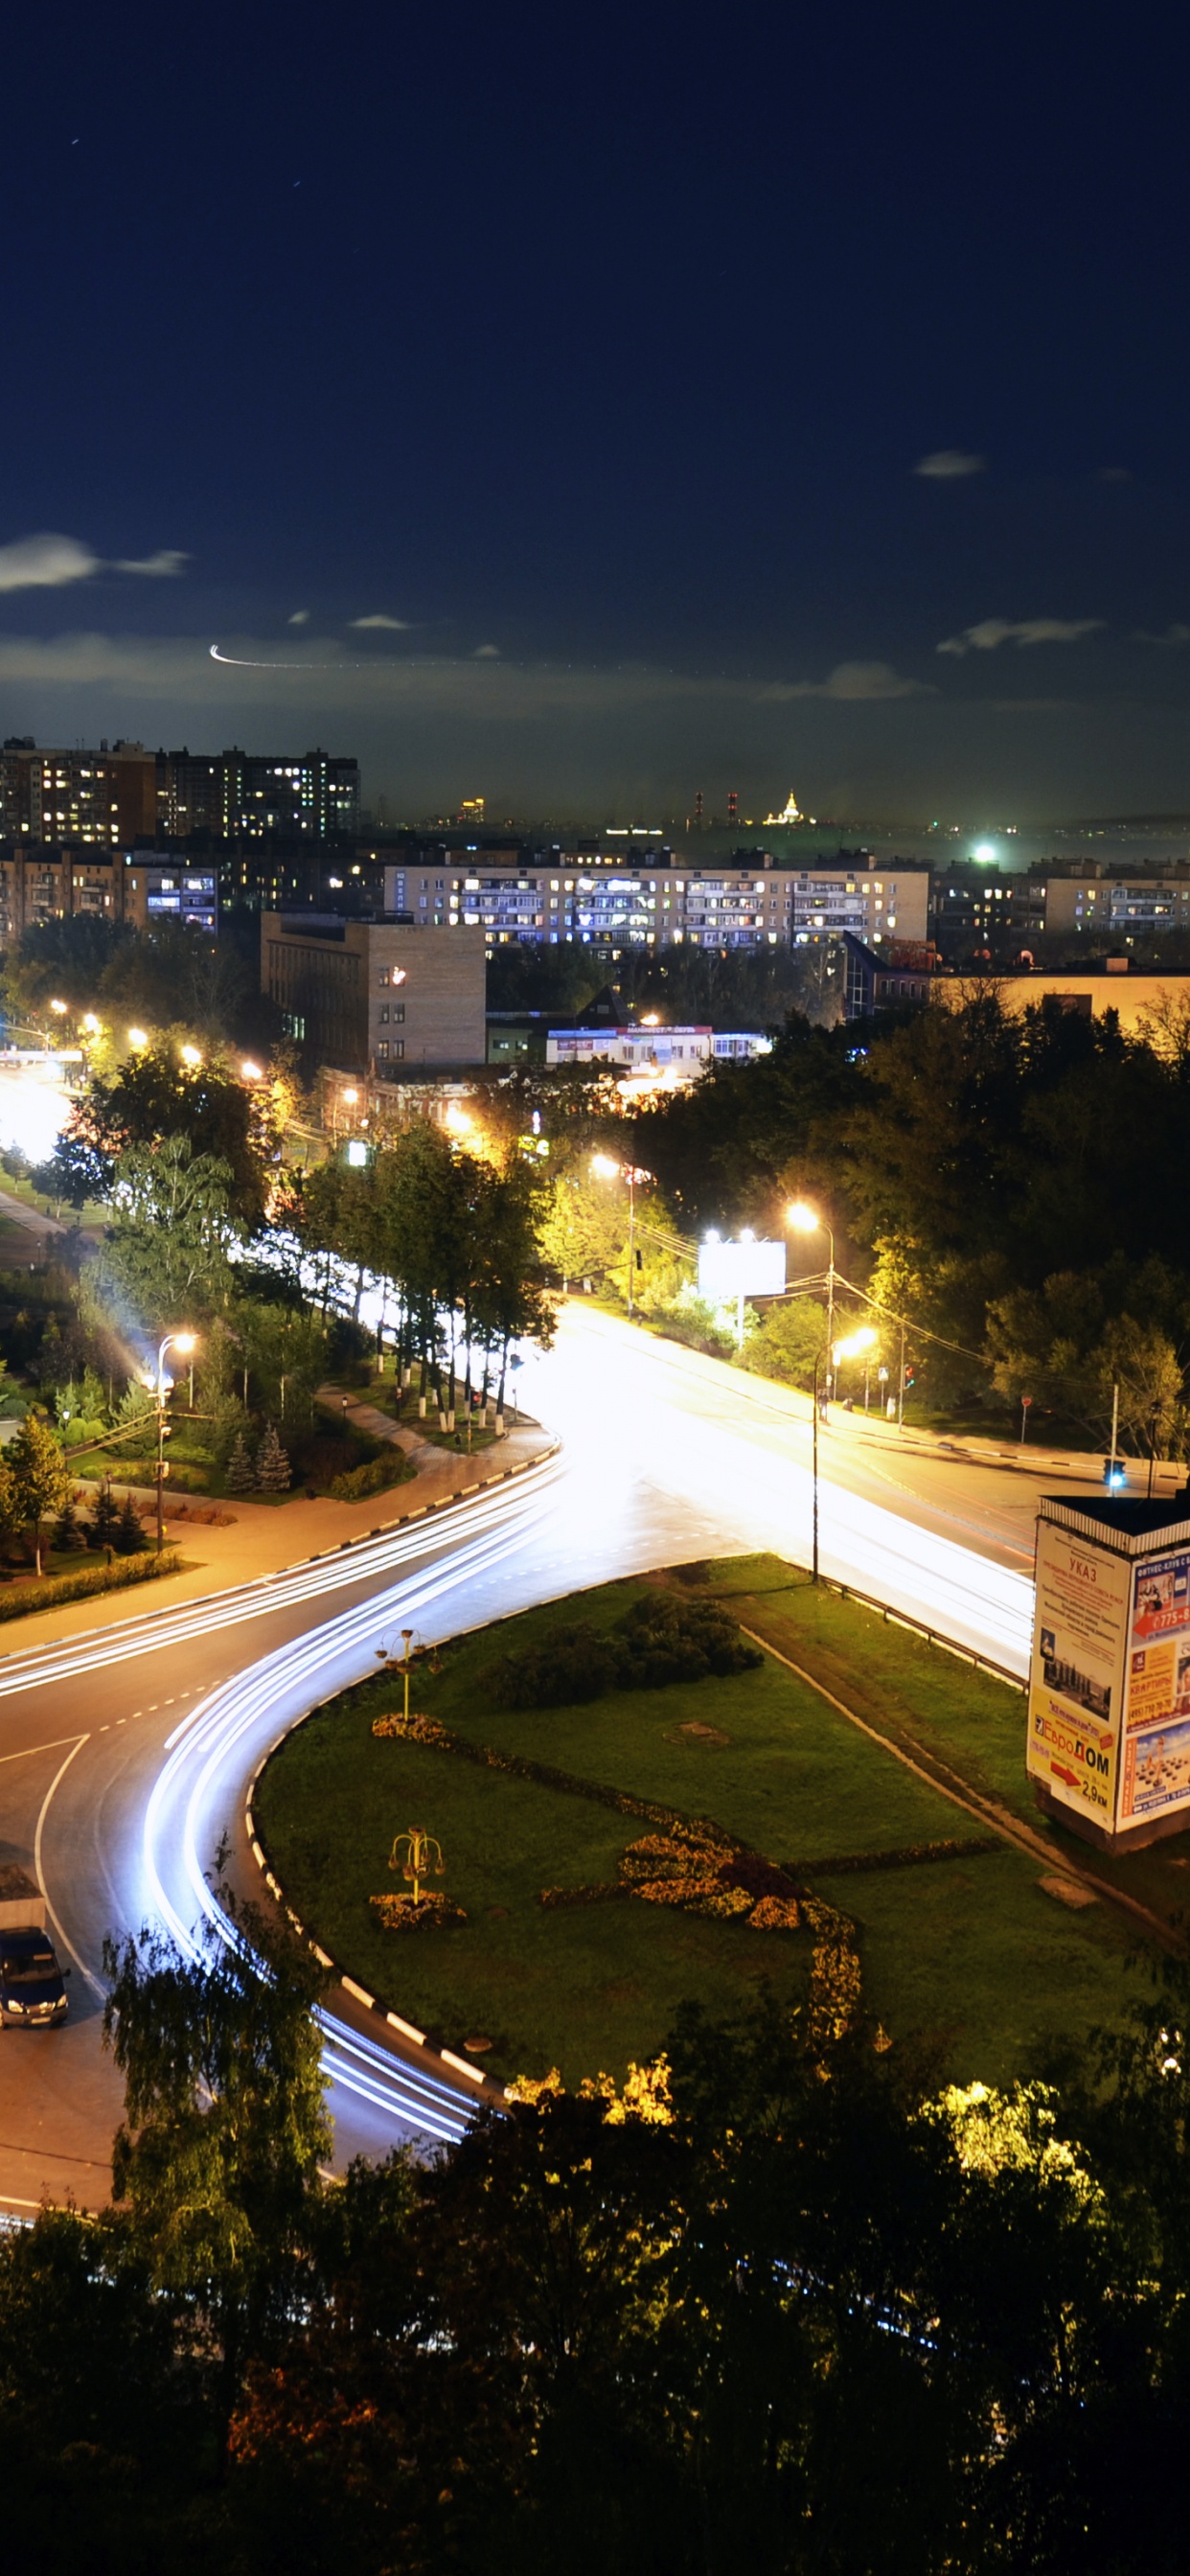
591,1152,650,1316
787,1199,835,1406
153,1330,196,1552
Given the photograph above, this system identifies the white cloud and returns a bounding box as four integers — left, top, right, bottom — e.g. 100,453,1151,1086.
763,659,932,703
0,532,98,592
0,532,191,593
914,449,986,480
350,612,411,630
288,609,310,625
937,616,1105,656
112,548,188,578
1133,622,1190,646
473,642,500,657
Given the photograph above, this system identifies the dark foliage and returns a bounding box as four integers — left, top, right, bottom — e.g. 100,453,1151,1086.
483,1588,763,1708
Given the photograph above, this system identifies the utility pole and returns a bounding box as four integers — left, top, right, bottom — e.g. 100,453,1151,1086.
812,1356,820,1585
1109,1380,1119,1488
898,1319,906,1429
628,1165,637,1316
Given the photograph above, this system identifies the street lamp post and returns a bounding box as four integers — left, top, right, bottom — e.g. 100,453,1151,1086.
786,1200,835,1405
154,1330,196,1551
591,1153,647,1316
812,1354,820,1585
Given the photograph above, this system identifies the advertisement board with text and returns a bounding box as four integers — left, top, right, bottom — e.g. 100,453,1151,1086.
1118,1548,1190,1827
1027,1521,1131,1827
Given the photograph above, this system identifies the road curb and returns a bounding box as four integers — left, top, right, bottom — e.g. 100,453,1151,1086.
242,1758,511,2115
0,1434,561,1666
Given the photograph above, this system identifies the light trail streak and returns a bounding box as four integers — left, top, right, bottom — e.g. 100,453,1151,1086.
0,1465,560,1705
141,1504,545,2145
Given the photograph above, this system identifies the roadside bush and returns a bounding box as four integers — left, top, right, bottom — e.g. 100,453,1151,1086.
0,1549,180,1621
740,1296,828,1391
484,1589,762,1708
329,1453,411,1503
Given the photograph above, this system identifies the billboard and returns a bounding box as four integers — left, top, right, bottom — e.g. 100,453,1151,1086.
1118,1546,1190,1827
1026,1520,1130,1827
1028,1509,1190,1840
697,1238,786,1302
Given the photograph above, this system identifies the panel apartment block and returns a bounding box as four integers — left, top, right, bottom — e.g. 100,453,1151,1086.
261,912,487,1070
381,855,928,952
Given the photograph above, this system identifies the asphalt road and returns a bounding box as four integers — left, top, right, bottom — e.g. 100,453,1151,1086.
0,1303,1125,2217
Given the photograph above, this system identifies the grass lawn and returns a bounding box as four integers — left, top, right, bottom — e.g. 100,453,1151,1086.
256,1561,1168,2093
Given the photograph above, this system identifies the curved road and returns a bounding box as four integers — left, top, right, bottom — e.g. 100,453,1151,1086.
0,1305,1109,2216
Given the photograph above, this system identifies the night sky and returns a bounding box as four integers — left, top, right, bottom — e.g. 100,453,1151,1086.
4,3,1190,825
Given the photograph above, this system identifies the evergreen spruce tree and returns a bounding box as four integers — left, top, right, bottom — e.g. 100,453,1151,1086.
224,1432,255,1495
53,1496,82,1553
115,1494,149,1554
88,1481,120,1552
254,1423,291,1492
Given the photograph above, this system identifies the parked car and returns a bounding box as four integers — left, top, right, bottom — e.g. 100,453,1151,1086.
0,1866,69,2027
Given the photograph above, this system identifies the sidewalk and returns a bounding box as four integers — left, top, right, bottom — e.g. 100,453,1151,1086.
0,1418,554,1661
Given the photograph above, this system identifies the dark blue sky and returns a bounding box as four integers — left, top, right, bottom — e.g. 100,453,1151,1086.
4,2,1190,822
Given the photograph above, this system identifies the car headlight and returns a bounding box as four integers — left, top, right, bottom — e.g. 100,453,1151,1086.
8,2000,23,2014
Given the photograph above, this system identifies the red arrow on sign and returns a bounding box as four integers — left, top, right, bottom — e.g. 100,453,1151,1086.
1050,1762,1081,1790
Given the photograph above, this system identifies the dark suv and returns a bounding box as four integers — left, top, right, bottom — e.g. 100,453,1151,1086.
0,1930,69,2027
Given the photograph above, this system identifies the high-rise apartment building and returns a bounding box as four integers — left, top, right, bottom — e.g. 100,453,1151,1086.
0,740,157,845
157,748,359,840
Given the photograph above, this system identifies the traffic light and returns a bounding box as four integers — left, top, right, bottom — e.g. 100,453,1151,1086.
1104,1458,1127,1490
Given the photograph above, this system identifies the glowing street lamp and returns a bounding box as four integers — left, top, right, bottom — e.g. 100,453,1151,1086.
591,1152,649,1315
240,1059,263,1082
81,1013,101,1036
787,1199,836,1402
127,1026,149,1051
48,998,68,1017
180,1044,202,1070
154,1330,196,1552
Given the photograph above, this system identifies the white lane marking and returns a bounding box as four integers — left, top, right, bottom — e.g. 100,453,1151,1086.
34,1736,104,1999
0,1734,91,1765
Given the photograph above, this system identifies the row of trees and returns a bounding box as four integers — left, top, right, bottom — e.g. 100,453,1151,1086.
618,986,1190,1439
4,1880,1190,2572
286,1123,554,1421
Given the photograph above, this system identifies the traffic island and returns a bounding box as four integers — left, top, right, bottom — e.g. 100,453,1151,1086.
251,1562,1160,2092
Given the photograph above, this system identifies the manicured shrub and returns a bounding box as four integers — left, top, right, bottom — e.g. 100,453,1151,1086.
329,1453,408,1502
483,1589,762,1709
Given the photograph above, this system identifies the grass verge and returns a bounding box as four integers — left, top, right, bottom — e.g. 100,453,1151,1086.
255,1561,1166,2091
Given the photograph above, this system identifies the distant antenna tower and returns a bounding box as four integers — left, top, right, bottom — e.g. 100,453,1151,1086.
694,788,703,828
727,788,738,827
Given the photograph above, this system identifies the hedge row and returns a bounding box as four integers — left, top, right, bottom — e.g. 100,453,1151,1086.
785,1835,1002,1877
0,1547,182,1624
330,1452,414,1502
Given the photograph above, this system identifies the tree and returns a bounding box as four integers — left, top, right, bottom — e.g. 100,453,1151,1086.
255,1423,291,1491
60,1039,267,1221
740,1293,828,1389
224,1431,255,1494
7,1414,71,1576
114,1493,148,1554
87,1479,120,1552
88,1135,241,1333
101,1871,330,2471
53,1495,84,1552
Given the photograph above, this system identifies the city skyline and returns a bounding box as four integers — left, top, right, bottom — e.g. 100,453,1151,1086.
4,6,1190,818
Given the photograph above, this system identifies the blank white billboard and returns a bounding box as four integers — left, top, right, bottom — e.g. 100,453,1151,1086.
697,1238,787,1302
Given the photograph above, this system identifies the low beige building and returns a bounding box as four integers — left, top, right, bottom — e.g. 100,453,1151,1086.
261,912,487,1072
945,967,1190,1037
